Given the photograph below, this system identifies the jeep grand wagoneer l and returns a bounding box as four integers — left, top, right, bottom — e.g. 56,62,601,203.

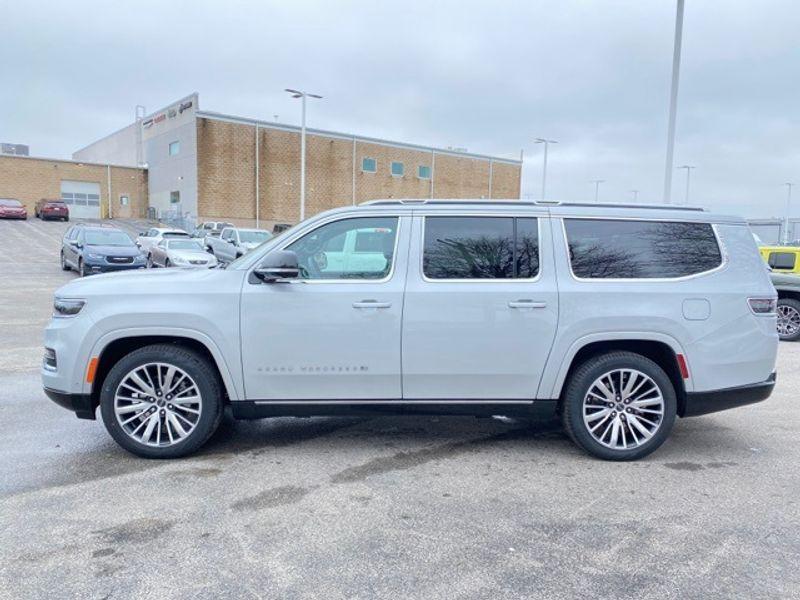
42,200,778,461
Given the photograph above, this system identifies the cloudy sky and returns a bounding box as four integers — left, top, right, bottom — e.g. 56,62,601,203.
2,0,798,217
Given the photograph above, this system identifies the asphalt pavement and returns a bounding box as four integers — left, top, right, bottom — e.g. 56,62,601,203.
0,217,798,600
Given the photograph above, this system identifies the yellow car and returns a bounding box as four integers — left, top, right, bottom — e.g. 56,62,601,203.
759,246,800,274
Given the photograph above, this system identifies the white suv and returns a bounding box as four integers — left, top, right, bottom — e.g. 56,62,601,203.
42,200,778,460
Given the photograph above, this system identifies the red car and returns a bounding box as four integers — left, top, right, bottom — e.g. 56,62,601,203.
35,199,69,221
0,198,27,220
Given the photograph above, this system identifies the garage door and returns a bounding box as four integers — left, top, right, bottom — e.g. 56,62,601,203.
61,180,101,219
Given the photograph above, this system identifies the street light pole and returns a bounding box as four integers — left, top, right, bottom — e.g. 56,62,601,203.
591,180,605,203
534,138,557,200
677,165,695,205
285,89,323,222
663,0,685,204
784,183,795,245
630,189,640,202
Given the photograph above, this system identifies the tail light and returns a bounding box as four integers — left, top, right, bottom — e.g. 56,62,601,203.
748,298,777,315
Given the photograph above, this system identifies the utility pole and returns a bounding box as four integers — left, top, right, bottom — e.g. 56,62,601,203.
784,183,795,244
630,189,640,202
534,138,558,200
285,89,323,222
677,165,695,205
663,0,685,204
591,179,605,203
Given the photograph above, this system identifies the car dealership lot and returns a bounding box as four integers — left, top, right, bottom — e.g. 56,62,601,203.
1,218,799,599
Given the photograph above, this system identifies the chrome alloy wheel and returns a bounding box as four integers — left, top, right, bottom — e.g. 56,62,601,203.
777,304,800,337
114,362,202,447
582,369,664,451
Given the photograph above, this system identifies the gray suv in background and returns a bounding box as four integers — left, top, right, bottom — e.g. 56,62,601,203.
43,200,777,460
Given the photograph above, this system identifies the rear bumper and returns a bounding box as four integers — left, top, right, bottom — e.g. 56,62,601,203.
44,387,96,420
683,372,776,417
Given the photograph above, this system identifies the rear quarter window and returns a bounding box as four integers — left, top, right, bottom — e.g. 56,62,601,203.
768,252,796,270
564,219,722,279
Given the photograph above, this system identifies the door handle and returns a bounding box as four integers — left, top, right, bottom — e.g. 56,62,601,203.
508,300,547,309
353,300,392,309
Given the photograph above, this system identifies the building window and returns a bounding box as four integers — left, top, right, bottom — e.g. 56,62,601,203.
170,191,180,204
361,157,377,173
418,165,432,179
169,141,180,156
119,195,129,206
391,161,404,177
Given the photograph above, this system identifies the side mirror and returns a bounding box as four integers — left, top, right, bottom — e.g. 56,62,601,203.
253,250,300,283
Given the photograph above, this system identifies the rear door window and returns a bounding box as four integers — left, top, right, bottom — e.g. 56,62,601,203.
564,219,722,279
423,216,539,279
768,252,796,270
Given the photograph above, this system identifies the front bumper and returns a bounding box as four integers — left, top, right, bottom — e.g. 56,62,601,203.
44,387,96,420
683,372,776,417
84,262,145,274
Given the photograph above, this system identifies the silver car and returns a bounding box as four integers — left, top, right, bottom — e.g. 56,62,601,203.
146,238,218,269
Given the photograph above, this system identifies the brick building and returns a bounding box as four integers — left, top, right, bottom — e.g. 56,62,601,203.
74,93,522,228
0,154,147,219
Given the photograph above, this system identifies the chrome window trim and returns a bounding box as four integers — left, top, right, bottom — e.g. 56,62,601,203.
560,217,728,283
419,214,543,284
251,214,404,285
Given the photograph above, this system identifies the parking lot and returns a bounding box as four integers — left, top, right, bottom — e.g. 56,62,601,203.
1,217,799,599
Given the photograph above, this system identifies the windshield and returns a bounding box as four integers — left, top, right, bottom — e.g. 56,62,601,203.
239,230,272,244
0,199,22,207
168,240,204,250
84,230,135,247
163,231,190,238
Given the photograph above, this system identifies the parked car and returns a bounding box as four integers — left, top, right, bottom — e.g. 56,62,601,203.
43,200,777,460
207,227,272,263
191,221,234,239
136,227,190,253
147,238,218,269
35,199,69,221
61,225,146,276
770,271,800,341
0,198,28,220
759,245,800,275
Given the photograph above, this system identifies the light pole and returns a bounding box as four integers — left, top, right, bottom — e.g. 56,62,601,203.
784,183,795,245
285,89,323,222
591,179,605,203
677,165,695,205
630,189,640,202
534,138,557,200
663,0,685,204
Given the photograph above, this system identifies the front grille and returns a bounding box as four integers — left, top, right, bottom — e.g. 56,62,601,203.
106,256,134,264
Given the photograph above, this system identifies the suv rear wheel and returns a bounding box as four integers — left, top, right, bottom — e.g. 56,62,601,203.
562,351,677,461
99,344,224,458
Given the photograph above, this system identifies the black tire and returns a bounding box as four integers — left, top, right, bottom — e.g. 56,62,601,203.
99,344,224,459
146,254,153,268
561,351,677,461
64,217,69,222
777,298,800,341
60,251,70,271
165,259,171,268
78,259,87,277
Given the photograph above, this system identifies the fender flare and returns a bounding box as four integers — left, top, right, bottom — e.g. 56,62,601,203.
540,331,692,399
85,326,242,400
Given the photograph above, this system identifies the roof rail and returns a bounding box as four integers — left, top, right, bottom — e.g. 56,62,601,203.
359,199,706,212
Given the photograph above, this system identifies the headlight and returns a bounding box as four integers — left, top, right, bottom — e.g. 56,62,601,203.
53,298,85,318
86,253,104,260
172,256,188,265
133,254,145,263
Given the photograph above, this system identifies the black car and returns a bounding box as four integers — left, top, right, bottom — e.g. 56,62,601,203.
61,225,146,277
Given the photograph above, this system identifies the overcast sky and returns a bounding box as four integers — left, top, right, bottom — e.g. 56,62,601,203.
2,0,798,217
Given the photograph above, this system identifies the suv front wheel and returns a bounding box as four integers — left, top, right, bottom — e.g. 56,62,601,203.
99,344,224,458
562,351,677,461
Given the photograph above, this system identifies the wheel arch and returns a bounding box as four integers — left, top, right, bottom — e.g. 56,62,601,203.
776,288,800,302
546,335,690,416
88,330,241,410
